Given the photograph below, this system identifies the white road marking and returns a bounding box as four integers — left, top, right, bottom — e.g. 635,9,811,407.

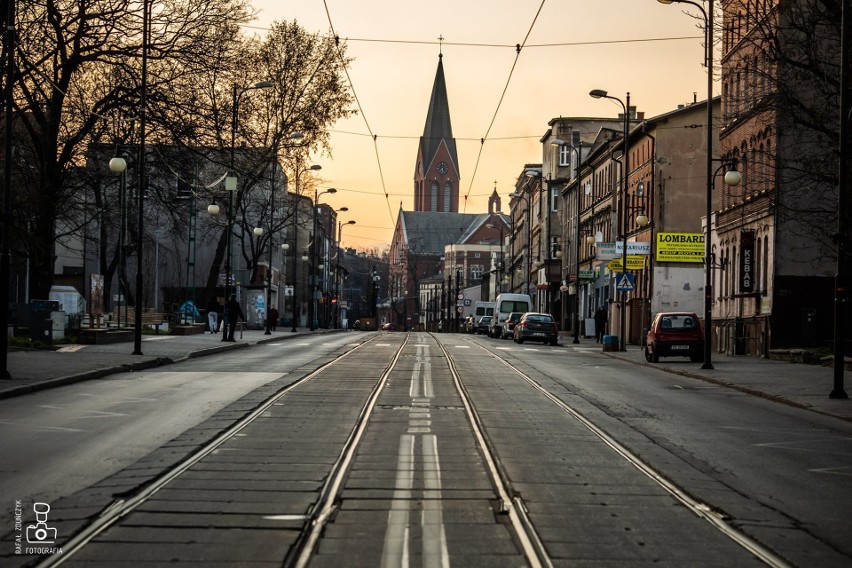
422,434,450,568
382,434,415,568
808,467,852,477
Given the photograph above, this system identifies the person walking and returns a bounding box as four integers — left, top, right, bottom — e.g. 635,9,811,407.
205,296,221,334
594,306,608,343
268,307,279,332
224,294,245,342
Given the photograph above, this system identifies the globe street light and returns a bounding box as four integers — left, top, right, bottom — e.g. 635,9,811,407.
290,163,322,332
264,132,304,335
590,88,630,351
219,80,273,341
551,138,586,344
337,219,356,328
657,0,716,366
310,187,337,330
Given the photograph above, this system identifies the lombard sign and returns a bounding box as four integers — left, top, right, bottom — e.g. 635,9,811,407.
656,232,704,263
596,241,651,260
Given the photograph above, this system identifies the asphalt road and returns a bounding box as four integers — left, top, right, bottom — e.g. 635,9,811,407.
2,332,850,567
0,334,359,523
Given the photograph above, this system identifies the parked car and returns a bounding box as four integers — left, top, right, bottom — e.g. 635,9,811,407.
496,312,523,339
513,312,559,345
475,315,492,335
645,311,704,363
490,293,532,338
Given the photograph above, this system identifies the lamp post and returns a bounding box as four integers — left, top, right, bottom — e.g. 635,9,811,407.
108,156,128,328
658,0,714,365
658,0,717,367
310,187,337,331
486,221,506,299
590,89,630,351
263,132,304,335
215,80,274,342
129,0,152,355
551,139,586,343
289,163,322,332
509,189,532,299
337,219,355,328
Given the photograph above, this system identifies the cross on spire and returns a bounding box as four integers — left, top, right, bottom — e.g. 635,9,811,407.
438,35,444,57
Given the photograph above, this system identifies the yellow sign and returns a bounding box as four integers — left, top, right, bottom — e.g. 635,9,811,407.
656,232,704,263
607,255,646,271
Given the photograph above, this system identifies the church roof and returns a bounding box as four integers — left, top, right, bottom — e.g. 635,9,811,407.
419,56,459,174
400,211,482,255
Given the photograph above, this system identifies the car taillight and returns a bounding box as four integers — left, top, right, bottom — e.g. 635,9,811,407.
519,321,527,329
551,323,558,331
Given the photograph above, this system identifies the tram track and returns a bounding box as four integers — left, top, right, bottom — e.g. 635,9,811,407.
455,334,792,568
35,333,556,568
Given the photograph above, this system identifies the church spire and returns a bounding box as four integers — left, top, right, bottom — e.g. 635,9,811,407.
414,54,460,212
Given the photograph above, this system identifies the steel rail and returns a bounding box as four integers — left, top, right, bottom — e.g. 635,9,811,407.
435,339,554,568
36,336,380,568
466,338,792,568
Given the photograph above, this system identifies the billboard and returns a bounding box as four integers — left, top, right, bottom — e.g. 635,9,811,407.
656,232,704,263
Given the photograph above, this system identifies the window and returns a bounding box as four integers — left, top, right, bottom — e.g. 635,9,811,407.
430,182,438,211
471,265,483,280
558,144,570,166
443,182,452,211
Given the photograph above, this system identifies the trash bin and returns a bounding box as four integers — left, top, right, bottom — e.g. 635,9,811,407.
30,300,60,344
602,335,619,352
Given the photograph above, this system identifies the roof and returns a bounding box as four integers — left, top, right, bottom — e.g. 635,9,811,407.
400,211,482,255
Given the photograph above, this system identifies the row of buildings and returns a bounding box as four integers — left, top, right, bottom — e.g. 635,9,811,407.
389,0,845,355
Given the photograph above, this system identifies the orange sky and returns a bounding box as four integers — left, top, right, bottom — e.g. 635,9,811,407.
248,1,712,250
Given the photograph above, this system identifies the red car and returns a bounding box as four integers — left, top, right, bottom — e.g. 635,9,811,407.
645,311,704,363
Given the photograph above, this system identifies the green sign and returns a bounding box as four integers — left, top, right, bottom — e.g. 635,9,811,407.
579,270,595,281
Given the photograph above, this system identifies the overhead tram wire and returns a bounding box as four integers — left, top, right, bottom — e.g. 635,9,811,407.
322,0,395,229
462,0,547,212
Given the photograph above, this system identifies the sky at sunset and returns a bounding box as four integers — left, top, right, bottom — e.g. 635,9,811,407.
247,1,712,250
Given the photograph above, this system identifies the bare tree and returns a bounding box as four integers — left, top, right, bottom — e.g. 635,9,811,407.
3,0,255,301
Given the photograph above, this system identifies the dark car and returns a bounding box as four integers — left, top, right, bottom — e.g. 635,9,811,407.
475,315,492,335
513,312,559,345
497,312,523,339
645,311,704,363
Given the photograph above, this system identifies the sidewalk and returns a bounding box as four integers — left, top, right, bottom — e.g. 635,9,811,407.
1,330,850,422
601,344,852,422
0,326,342,399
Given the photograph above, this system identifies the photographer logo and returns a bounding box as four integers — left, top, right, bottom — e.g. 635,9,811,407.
13,501,62,556
26,502,56,544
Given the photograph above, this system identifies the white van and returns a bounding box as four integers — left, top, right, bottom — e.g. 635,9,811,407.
473,301,495,319
490,293,532,338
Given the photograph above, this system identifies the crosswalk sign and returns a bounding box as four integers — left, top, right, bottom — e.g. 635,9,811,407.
615,272,635,291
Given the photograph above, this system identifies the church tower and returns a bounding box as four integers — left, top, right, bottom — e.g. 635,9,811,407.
414,54,460,212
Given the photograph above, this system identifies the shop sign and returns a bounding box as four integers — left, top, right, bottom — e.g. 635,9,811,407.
656,232,704,263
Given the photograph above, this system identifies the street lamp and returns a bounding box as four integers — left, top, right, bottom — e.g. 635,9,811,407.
310,187,337,330
486,221,506,299
263,132,304,335
337,219,356,328
109,156,129,328
510,187,533,298
290,163,322,332
590,88,630,351
216,80,274,342
658,0,717,368
551,138,586,344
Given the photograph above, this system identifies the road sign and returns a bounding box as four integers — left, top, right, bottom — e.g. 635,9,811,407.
596,241,651,260
615,273,635,292
607,255,646,271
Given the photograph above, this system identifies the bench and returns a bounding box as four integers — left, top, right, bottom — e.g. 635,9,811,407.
107,308,168,334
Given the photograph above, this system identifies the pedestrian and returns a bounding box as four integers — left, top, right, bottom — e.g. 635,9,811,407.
594,306,608,343
224,294,245,342
205,296,220,334
268,307,279,332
